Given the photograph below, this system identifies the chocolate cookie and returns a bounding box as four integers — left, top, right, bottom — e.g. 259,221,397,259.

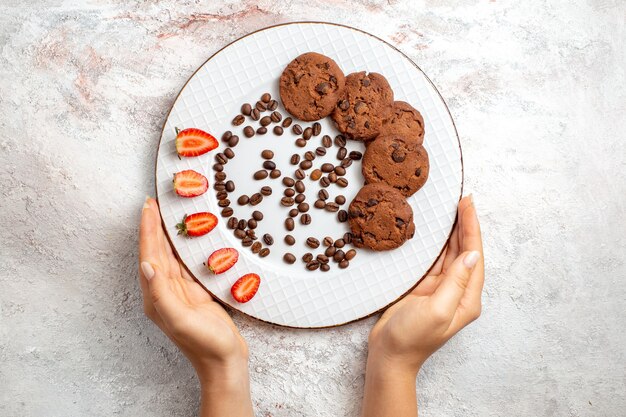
361,134,429,197
331,72,394,141
279,52,345,121
380,101,425,145
348,183,415,251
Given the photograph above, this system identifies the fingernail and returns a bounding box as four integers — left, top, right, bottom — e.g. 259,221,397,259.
468,193,474,205
141,261,155,280
463,251,480,269
142,196,151,211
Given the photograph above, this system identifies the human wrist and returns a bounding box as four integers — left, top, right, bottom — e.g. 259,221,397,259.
366,350,421,383
196,355,250,392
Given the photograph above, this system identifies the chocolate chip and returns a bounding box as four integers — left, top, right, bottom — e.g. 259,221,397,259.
281,197,295,207
338,100,349,110
252,211,263,220
392,149,406,162
250,108,260,121
349,151,362,160
237,195,249,205
283,253,296,264
259,248,270,257
303,127,313,140
284,235,295,245
337,147,347,160
395,218,405,227
253,170,268,180
315,82,330,95
270,111,282,123
243,126,255,137
318,190,329,200
300,213,311,225
270,169,281,179
241,103,252,115
295,138,307,147
415,167,422,177
337,210,348,222
299,160,312,170
250,193,263,206
285,218,295,231
362,77,370,87
312,122,321,136
354,101,365,114
367,198,379,207
325,202,339,212
319,177,330,187
232,114,245,126
336,178,348,188
256,126,267,135
228,135,239,147
298,202,309,212
306,237,320,249
248,218,258,229
263,161,276,170
314,199,326,209
225,181,235,192
334,135,347,147
221,207,233,217
322,135,332,148
261,186,272,196
295,169,306,180
282,117,292,128
251,241,262,253
292,124,303,135
273,126,284,135
323,236,334,247
283,177,295,187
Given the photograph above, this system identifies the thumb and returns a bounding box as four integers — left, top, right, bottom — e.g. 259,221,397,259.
429,251,480,322
140,261,185,324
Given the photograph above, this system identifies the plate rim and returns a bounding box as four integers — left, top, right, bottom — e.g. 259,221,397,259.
154,21,464,329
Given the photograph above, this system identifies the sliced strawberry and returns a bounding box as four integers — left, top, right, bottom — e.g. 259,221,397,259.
173,170,208,197
176,212,217,237
175,128,218,157
231,273,260,303
206,248,239,274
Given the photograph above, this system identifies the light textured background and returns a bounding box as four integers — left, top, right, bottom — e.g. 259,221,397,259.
0,1,624,416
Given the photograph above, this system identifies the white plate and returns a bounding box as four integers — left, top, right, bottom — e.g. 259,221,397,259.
156,22,462,328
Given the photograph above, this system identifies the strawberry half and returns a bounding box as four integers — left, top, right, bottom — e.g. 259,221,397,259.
176,212,217,237
206,248,239,274
231,273,260,303
175,128,218,157
173,170,208,197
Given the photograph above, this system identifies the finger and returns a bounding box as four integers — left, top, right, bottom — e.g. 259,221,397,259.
457,195,474,252
428,250,481,325
141,261,186,325
148,198,181,279
139,199,162,319
458,200,484,311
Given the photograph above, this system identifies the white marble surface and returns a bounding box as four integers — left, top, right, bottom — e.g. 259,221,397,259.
1,1,624,416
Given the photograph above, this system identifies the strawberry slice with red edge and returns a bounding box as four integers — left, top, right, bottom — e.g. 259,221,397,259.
176,212,217,237
175,127,218,157
173,169,208,197
206,248,239,274
231,273,260,303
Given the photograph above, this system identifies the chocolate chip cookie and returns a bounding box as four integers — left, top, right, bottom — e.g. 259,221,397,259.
380,101,425,145
279,52,346,121
348,183,415,251
361,134,429,197
331,71,394,141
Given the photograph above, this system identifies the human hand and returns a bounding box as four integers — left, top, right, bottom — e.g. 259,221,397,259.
139,198,253,416
368,195,484,375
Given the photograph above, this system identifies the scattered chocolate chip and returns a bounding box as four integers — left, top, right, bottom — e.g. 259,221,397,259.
282,117,293,128
250,193,263,206
367,198,379,207
221,207,233,217
283,253,296,264
259,248,270,257
261,186,272,196
415,167,422,177
300,213,311,225
253,170,268,180
232,114,245,126
391,149,406,162
315,82,330,95
312,122,321,136
252,210,263,221
243,126,255,137
338,100,349,110
284,235,296,245
395,218,405,227
285,218,295,231
292,124,303,135
273,126,284,135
